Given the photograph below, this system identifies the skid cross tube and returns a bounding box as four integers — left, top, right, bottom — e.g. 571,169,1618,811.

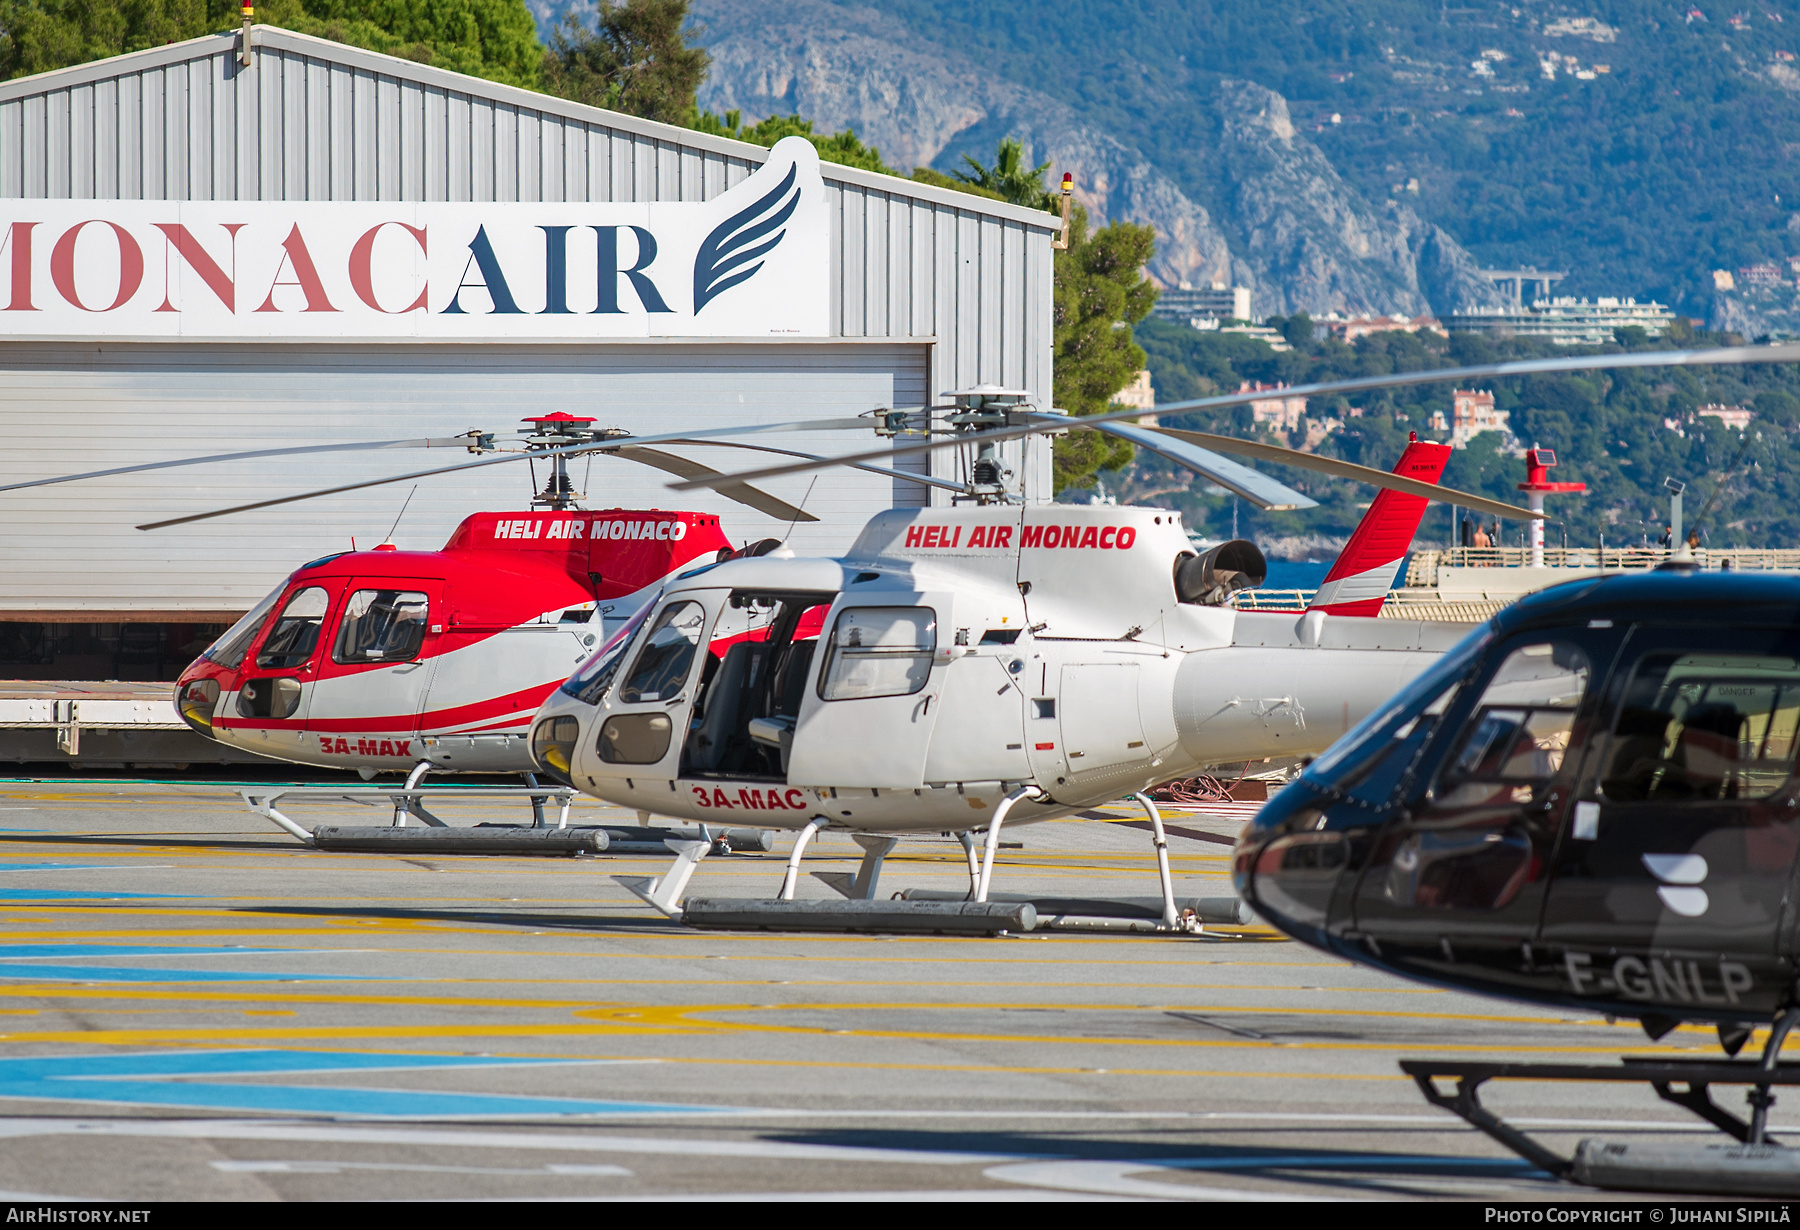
1401,1057,1800,1177
242,783,578,843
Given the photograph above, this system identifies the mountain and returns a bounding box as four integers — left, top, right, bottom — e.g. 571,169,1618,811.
686,0,1507,318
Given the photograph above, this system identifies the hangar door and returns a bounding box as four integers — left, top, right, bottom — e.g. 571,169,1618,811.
0,341,929,618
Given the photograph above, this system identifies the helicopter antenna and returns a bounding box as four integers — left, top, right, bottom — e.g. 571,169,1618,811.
383,485,418,546
781,477,819,545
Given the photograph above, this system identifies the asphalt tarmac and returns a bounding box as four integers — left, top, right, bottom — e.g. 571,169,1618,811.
0,775,1772,1202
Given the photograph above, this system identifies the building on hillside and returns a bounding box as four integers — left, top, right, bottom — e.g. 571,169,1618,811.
1452,389,1512,448
1444,297,1675,345
1738,263,1784,287
1242,381,1306,432
1220,324,1292,351
1317,313,1446,342
1110,370,1156,424
1152,282,1253,328
0,24,1058,647
1697,403,1756,430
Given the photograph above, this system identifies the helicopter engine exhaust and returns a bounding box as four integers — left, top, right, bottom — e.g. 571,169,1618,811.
1174,540,1266,606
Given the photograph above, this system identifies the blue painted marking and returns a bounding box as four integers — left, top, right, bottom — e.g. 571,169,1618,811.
0,1050,720,1118
0,964,355,983
0,944,287,959
0,862,117,872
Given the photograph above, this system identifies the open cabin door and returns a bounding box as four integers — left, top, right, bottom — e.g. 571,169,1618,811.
587,590,727,782
786,593,948,790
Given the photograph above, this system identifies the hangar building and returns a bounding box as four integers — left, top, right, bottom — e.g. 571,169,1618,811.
0,24,1056,682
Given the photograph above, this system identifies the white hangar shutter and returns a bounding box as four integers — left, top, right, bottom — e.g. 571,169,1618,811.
0,340,929,617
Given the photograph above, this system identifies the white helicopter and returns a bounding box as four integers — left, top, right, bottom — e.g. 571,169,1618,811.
514,344,1800,922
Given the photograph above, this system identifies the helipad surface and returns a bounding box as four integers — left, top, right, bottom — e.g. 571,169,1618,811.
0,776,1761,1201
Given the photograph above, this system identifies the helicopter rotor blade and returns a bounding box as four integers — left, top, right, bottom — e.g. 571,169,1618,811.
132,417,878,531
0,437,478,494
606,447,818,522
683,439,969,495
1079,419,1317,510
665,342,1800,498
1146,426,1540,521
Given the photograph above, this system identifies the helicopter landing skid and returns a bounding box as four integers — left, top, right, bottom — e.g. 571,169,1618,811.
242,781,577,846
1402,1055,1800,1193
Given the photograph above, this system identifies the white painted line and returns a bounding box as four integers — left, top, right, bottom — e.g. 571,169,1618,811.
211,1159,631,1177
985,1160,1346,1202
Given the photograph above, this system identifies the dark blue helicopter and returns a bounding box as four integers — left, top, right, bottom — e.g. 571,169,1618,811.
1237,563,1800,1189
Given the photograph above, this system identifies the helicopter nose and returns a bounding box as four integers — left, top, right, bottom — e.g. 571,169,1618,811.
1233,801,1350,944
174,673,223,738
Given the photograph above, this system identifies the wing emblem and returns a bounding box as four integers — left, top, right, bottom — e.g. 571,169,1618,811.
692,161,801,313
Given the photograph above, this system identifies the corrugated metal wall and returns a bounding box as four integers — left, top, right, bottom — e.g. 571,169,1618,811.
0,340,928,614
0,29,1056,407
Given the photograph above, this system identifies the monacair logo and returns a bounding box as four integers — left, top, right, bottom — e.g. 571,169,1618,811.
0,137,827,340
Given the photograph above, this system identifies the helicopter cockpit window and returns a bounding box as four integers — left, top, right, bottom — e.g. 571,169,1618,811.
1339,679,1460,807
1600,653,1800,803
255,587,331,670
202,585,287,670
819,607,936,701
618,601,707,703
1442,641,1591,795
561,597,658,705
332,590,429,665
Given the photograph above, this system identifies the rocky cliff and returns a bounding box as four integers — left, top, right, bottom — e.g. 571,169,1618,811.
688,0,1508,318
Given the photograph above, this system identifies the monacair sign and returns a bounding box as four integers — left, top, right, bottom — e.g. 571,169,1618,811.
0,136,827,340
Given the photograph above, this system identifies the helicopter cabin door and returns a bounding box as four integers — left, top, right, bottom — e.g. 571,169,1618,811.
1350,629,1616,968
308,579,444,758
785,594,947,790
227,578,345,746
1538,627,1800,1015
591,590,727,782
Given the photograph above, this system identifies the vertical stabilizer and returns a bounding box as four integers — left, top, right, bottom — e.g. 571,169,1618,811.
1307,436,1452,617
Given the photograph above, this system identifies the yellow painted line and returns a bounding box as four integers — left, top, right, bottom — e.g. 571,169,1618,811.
663,999,1610,1030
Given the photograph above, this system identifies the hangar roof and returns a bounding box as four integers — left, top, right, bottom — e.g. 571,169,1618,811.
0,24,1056,229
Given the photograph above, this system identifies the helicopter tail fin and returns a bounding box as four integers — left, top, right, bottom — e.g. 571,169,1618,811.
1307,436,1453,618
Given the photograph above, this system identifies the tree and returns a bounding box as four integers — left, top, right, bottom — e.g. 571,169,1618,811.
0,0,543,87
1052,205,1159,492
279,0,542,88
953,137,1054,211
690,109,892,174
541,0,707,126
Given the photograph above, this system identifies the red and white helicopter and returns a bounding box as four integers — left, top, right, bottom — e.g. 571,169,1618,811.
3,408,919,784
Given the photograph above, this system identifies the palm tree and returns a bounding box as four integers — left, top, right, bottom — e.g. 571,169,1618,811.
952,138,1055,211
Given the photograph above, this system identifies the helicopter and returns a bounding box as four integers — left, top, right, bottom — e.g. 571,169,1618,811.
1234,565,1800,1191
504,344,1800,921
8,408,922,781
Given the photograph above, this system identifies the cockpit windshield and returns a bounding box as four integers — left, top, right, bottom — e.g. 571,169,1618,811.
560,592,659,704
198,583,287,670
1304,622,1495,782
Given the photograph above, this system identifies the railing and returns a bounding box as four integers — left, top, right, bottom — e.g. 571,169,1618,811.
1229,589,1314,612
1229,588,1511,623
1405,547,1800,586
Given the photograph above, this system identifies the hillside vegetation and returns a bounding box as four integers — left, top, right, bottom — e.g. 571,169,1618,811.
1124,320,1800,551
876,0,1800,317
